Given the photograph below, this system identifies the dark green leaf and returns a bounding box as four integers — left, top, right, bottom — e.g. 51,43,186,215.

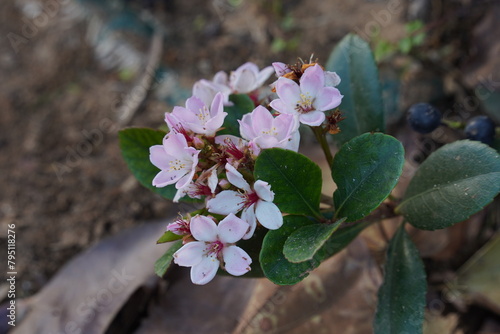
254,148,322,217
374,224,426,334
317,221,372,260
332,133,404,222
156,231,182,244
283,218,345,263
218,94,255,136
154,240,183,277
397,140,500,230
260,216,320,285
326,34,385,144
119,128,176,199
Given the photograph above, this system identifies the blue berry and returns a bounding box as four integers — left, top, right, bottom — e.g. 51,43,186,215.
465,116,496,145
407,103,442,134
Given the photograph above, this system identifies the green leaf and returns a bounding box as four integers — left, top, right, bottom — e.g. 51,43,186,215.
218,94,255,136
119,128,177,200
260,215,319,285
374,224,426,334
326,34,385,144
396,140,500,230
154,240,183,277
398,37,412,54
332,133,404,222
254,148,322,217
317,220,372,259
156,231,182,244
283,218,345,263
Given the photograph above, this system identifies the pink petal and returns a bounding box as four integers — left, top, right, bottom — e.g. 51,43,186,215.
213,71,228,85
253,136,280,149
185,96,207,115
207,190,246,215
255,200,283,230
238,113,256,140
175,170,195,189
269,98,290,115
232,68,257,93
250,106,274,135
299,111,325,126
325,71,341,87
208,168,218,193
152,169,183,187
285,131,301,152
190,215,218,242
225,163,251,192
254,180,274,202
300,64,324,97
162,133,189,157
275,77,301,106
241,205,257,240
173,241,206,267
149,145,169,170
272,62,290,76
255,66,275,87
217,213,248,243
191,254,219,285
222,245,252,276
314,87,343,112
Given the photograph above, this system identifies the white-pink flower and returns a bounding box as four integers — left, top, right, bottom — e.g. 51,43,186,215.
229,62,274,94
270,64,343,126
239,105,300,155
173,214,252,285
149,133,200,189
165,92,227,137
172,166,219,202
207,163,283,239
193,71,232,107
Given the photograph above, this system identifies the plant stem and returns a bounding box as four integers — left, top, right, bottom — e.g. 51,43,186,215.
312,126,333,169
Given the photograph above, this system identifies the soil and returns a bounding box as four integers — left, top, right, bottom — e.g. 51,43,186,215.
0,0,498,332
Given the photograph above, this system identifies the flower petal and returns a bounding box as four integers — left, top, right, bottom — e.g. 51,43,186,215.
255,66,274,88
241,205,257,240
225,163,251,192
149,145,169,170
275,77,301,106
207,190,245,215
254,180,274,202
299,111,325,126
217,213,248,243
152,169,183,187
324,71,341,87
190,215,218,241
300,64,324,97
269,98,291,115
255,200,283,230
314,87,343,112
223,245,252,276
173,241,206,267
190,254,219,285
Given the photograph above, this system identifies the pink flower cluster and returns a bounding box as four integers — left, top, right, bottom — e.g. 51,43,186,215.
149,61,343,284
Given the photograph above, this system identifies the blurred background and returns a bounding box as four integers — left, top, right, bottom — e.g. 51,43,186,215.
0,0,499,333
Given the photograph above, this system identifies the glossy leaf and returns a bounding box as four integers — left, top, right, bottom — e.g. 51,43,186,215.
119,128,176,200
283,218,345,263
260,216,319,285
374,224,426,334
332,133,404,222
325,34,385,144
218,94,255,136
254,148,322,217
156,231,182,244
397,140,500,230
154,240,183,277
317,221,372,260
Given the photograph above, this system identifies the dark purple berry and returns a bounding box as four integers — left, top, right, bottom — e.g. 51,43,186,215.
407,103,442,134
465,116,496,145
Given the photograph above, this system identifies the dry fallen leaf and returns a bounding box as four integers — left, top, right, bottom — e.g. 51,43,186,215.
12,220,171,334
